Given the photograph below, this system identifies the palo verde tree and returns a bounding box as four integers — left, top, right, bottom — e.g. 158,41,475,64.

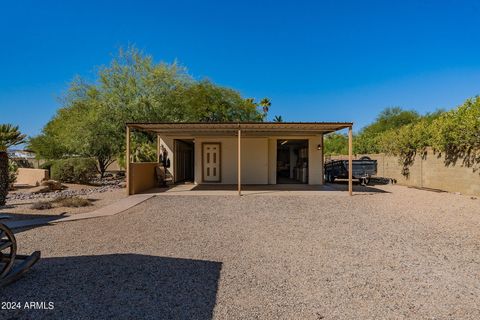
30,46,268,177
0,124,26,205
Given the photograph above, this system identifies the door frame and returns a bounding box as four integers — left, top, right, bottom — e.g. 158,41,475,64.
173,139,195,183
201,142,222,183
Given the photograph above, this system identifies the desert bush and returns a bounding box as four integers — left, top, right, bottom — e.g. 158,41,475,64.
31,201,53,210
41,180,65,191
50,158,97,184
53,196,92,208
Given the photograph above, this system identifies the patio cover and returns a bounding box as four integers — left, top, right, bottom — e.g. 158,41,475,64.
126,122,352,136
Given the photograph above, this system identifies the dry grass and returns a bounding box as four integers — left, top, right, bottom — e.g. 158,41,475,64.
30,201,53,210
30,196,93,211
52,196,93,208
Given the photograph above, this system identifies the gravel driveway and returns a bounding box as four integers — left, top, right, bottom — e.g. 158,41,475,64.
1,185,479,319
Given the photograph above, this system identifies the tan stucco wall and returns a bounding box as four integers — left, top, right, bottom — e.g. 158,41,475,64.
16,168,49,186
159,136,176,179
193,137,269,184
308,135,323,184
159,134,325,185
241,138,269,184
327,148,480,196
268,138,277,184
129,162,158,194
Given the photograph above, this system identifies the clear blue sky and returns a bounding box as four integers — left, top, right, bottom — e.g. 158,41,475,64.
1,0,480,138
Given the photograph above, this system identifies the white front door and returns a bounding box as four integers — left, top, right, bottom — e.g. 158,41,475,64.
203,143,221,182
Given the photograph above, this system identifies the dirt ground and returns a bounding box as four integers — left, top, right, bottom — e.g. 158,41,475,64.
1,184,480,319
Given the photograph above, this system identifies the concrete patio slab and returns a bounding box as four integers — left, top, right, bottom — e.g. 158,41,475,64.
140,182,388,196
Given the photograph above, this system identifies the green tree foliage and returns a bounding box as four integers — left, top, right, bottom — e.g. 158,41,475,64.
0,124,26,205
50,158,98,184
273,115,284,122
260,98,271,120
354,107,420,154
29,47,267,177
325,101,478,175
323,133,348,156
0,124,26,152
376,98,479,174
8,159,18,189
429,97,480,168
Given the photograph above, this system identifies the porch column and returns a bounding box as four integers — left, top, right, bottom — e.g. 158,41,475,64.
126,126,131,196
238,129,242,196
348,125,353,196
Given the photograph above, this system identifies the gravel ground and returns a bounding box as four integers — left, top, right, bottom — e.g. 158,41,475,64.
1,184,479,319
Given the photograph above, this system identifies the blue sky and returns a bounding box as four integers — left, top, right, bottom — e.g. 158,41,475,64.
1,0,480,138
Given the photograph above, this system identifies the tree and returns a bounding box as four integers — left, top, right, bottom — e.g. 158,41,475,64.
323,133,348,156
30,46,267,177
273,115,284,122
181,81,263,122
354,107,420,154
0,124,26,205
260,98,271,120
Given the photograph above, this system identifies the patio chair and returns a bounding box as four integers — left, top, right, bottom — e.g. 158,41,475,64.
0,223,41,287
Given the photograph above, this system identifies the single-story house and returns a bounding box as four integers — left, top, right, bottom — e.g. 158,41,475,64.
126,122,354,195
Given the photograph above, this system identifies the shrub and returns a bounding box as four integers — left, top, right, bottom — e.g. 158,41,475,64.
53,196,92,208
41,180,65,191
8,159,18,189
50,158,97,184
39,161,53,170
31,201,53,210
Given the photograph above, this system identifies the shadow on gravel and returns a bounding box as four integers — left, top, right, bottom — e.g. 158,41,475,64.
324,180,390,193
0,254,222,320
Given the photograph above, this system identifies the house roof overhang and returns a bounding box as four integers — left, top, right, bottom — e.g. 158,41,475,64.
126,122,353,136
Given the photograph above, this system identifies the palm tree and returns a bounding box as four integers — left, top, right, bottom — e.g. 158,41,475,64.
273,115,284,122
260,98,271,115
0,124,26,206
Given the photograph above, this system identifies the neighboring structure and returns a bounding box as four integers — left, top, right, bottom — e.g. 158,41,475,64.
15,168,49,186
8,149,44,168
7,149,36,160
126,122,353,196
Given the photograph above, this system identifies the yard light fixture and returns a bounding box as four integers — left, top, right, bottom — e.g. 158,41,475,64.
317,144,322,150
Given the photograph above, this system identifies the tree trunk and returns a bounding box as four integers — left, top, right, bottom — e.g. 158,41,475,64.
0,151,9,206
97,157,111,179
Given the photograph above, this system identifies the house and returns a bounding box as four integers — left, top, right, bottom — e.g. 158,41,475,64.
126,122,354,195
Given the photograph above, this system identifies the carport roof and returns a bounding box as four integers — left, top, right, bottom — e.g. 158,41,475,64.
126,122,353,136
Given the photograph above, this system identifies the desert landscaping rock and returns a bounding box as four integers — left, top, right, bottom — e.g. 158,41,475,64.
1,184,479,319
6,179,124,202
